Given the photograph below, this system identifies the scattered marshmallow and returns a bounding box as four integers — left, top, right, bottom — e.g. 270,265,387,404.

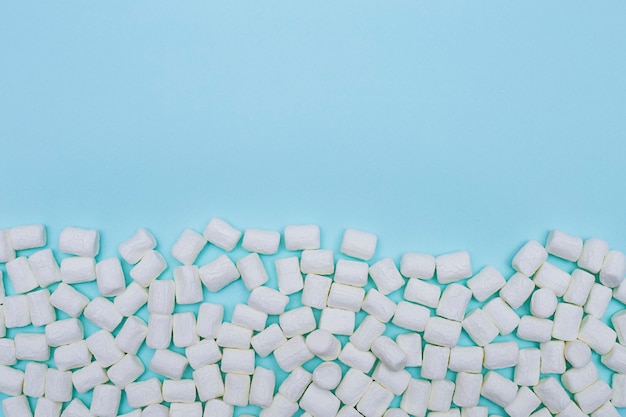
278,367,312,402
421,344,451,380
171,228,206,265
273,336,314,372
578,238,610,274
248,286,290,315
356,382,394,417
54,340,92,371
428,379,455,411
319,307,355,335
130,250,167,287
146,313,173,349
173,311,199,347
6,256,39,293
401,379,430,417
0,339,16,365
14,333,49,361
335,368,371,407
392,301,430,332
118,227,157,264
26,289,56,326
400,252,436,280
174,265,203,304
350,315,386,351
436,251,472,284
484,341,519,369
203,218,242,251
312,362,342,390
242,228,280,255
575,380,613,414
578,315,616,354
533,262,571,296
362,288,397,322
251,324,287,358
193,364,224,402
232,303,267,331
453,372,483,407
223,373,251,406
424,316,461,347
552,302,583,341
369,257,405,295
327,283,366,312
283,224,320,251
114,282,148,316
530,288,557,318
466,266,505,302
499,272,535,310
437,283,472,321
196,302,223,339
275,256,304,295
115,315,148,355
301,273,332,310
236,252,269,290
91,384,121,417
563,268,595,305
300,383,341,417
199,254,241,292
561,361,599,393
95,257,126,296
461,308,499,346
34,398,60,417
45,317,83,346
27,248,61,287
514,348,540,387
504,386,541,417
306,329,341,361
533,377,570,414
186,338,221,369
338,342,376,374
565,340,591,368
221,348,255,375
584,283,612,318
600,250,626,288
60,256,96,284
540,340,566,374
4,295,31,328
0,229,15,263
148,279,176,314
301,249,334,275
279,306,316,338
84,296,123,331
482,297,520,335
149,349,189,380
72,362,108,393
0,364,24,396
23,362,46,398
334,259,369,287
340,228,377,261
126,378,163,408
512,240,547,276
481,371,518,408
163,379,197,403
516,316,553,343
546,230,583,262
59,226,100,257
404,278,441,308
2,396,32,417
448,346,483,374
250,367,276,407
371,336,407,371
44,368,72,402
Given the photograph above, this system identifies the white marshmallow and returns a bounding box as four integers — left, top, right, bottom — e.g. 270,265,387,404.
2,396,32,417
203,218,242,252
242,228,280,255
118,227,157,264
480,371,518,408
371,336,407,371
437,284,472,321
60,399,91,417
546,230,583,262
0,364,24,396
86,330,124,368
174,265,202,304
59,226,100,257
274,335,314,372
278,367,312,402
484,341,519,369
248,286,290,315
600,250,626,288
306,329,341,361
55,340,92,371
91,384,121,417
4,294,31,328
436,251,472,284
186,338,221,369
578,238,610,273
60,256,96,284
500,272,535,310
561,361,598,393
196,302,223,339
146,313,172,349
261,394,299,417
34,398,61,417
275,256,304,295
482,297,520,335
114,282,148,316
552,302,583,341
300,384,341,417
540,340,565,374
613,310,626,345
338,342,376,373
400,252,436,280
564,340,591,368
460,407,487,417
563,268,594,305
15,333,49,361
23,362,46,397
283,224,320,251
193,364,224,401
173,311,199,347
356,382,394,417
401,379,430,417
516,316,553,343
115,316,148,355
514,348,540,386
27,289,56,326
251,323,287,358
236,252,269,290
28,248,61,287
216,322,252,349
170,403,202,417
232,303,267,331
578,315,616,354
149,349,188,380
327,283,365,312
504,386,541,417
45,318,85,346
0,229,15,263
171,229,206,265
392,301,430,332
125,378,163,408
448,346,483,374
312,362,342,390
338,406,365,417
72,362,108,393
50,283,89,318
130,250,167,287
336,368,371,407
533,377,570,414
453,372,483,407
301,273,332,309
533,262,571,296
461,308,499,346
530,288,557,318
334,259,370,287
199,254,241,292
340,228,377,261
404,278,441,308
556,403,586,417
611,373,626,407
421,344,451,380
466,266,505,302
163,379,197,403
223,373,250,406
585,283,612,318
6,256,39,293
95,257,126,296
84,296,123,331
591,402,620,417
220,348,255,375
428,379,455,411
0,339,15,365
424,316,461,347
362,288,396,322
369,258,405,295
301,249,334,275
279,306,316,338
512,240,547,276
44,369,72,402
575,380,612,414
203,399,233,417
249,367,275,407
319,307,355,335
600,343,626,373
107,355,145,389
350,314,386,351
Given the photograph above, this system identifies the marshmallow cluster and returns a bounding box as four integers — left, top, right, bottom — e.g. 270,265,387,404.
1,223,626,417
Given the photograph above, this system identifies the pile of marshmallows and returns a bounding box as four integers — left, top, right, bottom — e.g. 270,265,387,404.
0,222,626,417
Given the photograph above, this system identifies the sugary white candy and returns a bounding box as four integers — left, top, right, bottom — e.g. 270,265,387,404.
118,228,157,264
107,355,144,388
142,404,169,417
72,362,108,393
34,397,61,417
400,253,436,280
499,272,534,310
0,229,15,263
274,336,314,372
428,379,455,411
504,386,541,417
275,256,304,295
232,303,267,331
514,348,540,386
301,273,332,309
404,278,441,308
600,343,626,373
306,329,341,361
436,251,472,284
283,224,320,251
216,322,252,348
613,310,626,345
146,313,173,349
203,218,242,252
371,336,407,371
564,341,591,368
327,283,365,312
28,248,61,287
236,253,269,290
163,379,197,403
453,372,483,407
0,364,24,396
300,383,341,417
0,339,16,365
59,226,100,257
362,288,396,322
301,249,334,275
173,312,199,347
44,369,72,402
578,238,610,273
575,380,612,414
186,339,221,369
27,289,56,326
516,316,553,343
369,258,405,295
437,284,472,321
196,302,223,339
591,402,620,417
334,259,369,287
337,407,365,417
578,315,616,354
248,286,290,315
249,367,275,407
60,256,96,284
384,409,409,417
221,348,255,374
95,257,126,296
148,280,176,314
199,254,240,292
2,396,32,417
91,384,121,417
460,407,487,417
340,228,377,261
279,306,316,338
4,294,31,328
170,403,202,417
350,315,386,351
49,283,88,318
512,240,547,276
193,364,224,401
557,403,586,417
338,342,376,373
278,367,312,402
530,288,557,318
552,302,583,341
115,316,148,355
561,361,598,393
60,399,91,417
174,265,202,304
540,340,565,374
130,250,167,287
251,324,287,358
15,333,49,361
356,382,394,417
260,394,299,417
461,308,499,346
484,341,519,369
563,269,594,305
23,362,47,397
84,296,123,331
114,282,148,316
242,228,280,255
150,349,188,380
6,256,39,293
401,379,430,417
533,377,570,414
126,378,163,408
421,344,451,380
204,399,233,417
312,362,342,390
223,373,250,406
480,372,518,407
546,230,583,262
585,283,612,318
482,297,520,335
600,250,626,288
466,266,505,302
392,301,430,332
612,373,626,407
171,229,206,265
448,346,483,374
86,330,124,368
424,316,461,347
335,368,371,407
44,317,82,346
319,307,355,335
534,262,571,297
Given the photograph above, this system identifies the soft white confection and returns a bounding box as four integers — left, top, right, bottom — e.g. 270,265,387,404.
249,367,276,407
453,372,483,407
248,286,290,315
561,361,598,393
204,399,233,417
232,303,267,331
392,301,430,332
400,253,436,280
197,302,223,339
91,384,121,417
404,278,441,308
499,272,535,310
186,339,221,369
335,368,371,407
300,383,341,417
460,407,488,417
530,288,557,318
334,259,370,287
174,265,203,304
0,364,24,396
261,394,299,417
118,227,157,264
251,324,287,358
149,349,189,380
23,362,47,397
534,262,571,296
301,273,332,310
600,343,626,373
60,256,96,284
242,228,280,255
319,307,355,335
436,251,472,284
84,296,123,331
428,379,455,411
163,379,197,403
552,302,583,341
512,240,547,276
312,362,342,391
0,229,16,263
350,314,387,351
328,283,366,312
461,308,499,346
421,344,451,380
448,346,483,374
275,257,304,295
301,249,334,275
142,404,168,417
371,336,407,371
45,317,83,346
171,229,206,265
199,254,241,292
482,297,520,335
437,284,472,321
369,258,405,295
575,380,613,414
6,256,39,293
540,340,566,374
221,348,255,375
584,283,612,318
148,280,176,314
283,224,320,251
126,378,163,408
130,250,167,287
72,362,109,393
114,282,148,317
146,314,173,349
236,253,269,290
362,288,397,322
28,248,61,287
338,342,377,374
278,367,312,402
516,316,553,343
306,329,341,361
612,310,626,344
466,266,506,302
217,323,252,349
424,316,461,347
27,289,56,326
2,396,32,417
115,316,148,355
611,374,626,407
4,294,31,328
193,364,224,402
0,339,16,365
546,230,583,262
480,371,518,408
173,312,199,347
514,348,541,386
401,379,430,417
95,257,126,296
578,315,616,354
34,397,61,417
15,333,49,361
384,409,410,417
504,386,541,417
274,336,314,372
564,341,591,368
578,238,610,274
170,403,202,417
59,226,100,257
60,399,91,417
532,377,570,414
600,250,626,288
484,341,519,369
55,340,92,371
591,402,620,417
563,269,595,306
356,382,394,417
340,228,377,261
203,218,242,252
223,373,251,406
279,306,316,338
44,369,72,402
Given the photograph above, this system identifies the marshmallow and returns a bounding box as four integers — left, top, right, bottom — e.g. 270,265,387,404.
428,379,455,411
4,294,31,328
437,284,472,321
424,316,461,347
392,301,430,332
540,340,565,374
336,368,371,407
306,329,341,361
107,354,145,388
546,230,583,262
384,409,410,417
350,314,386,351
86,330,124,367
163,379,197,403
401,379,430,417
0,339,15,365
611,373,626,407
203,218,242,251
174,265,203,304
146,313,173,349
170,403,202,417
561,361,598,393
2,396,32,417
0,364,24,396
125,378,163,408
6,256,39,293
34,398,61,417
319,307,355,335
23,362,46,397
220,348,255,375
279,306,316,338
171,229,206,265
301,249,334,275
59,226,100,257
600,250,626,288
312,362,342,390
114,282,148,316
223,373,250,406
514,348,540,387
460,407,487,417
482,297,520,335
251,323,287,358
466,266,505,302
530,288,557,318
362,288,396,322
283,224,320,250
278,367,312,402
327,283,365,312
148,280,176,314
193,364,224,401
45,317,83,346
484,341,519,369
512,240,547,276
232,303,267,331
504,386,541,417
533,377,570,414
216,322,252,349
600,343,626,373
533,262,571,296
0,229,15,263
15,333,49,361
613,310,626,345
340,228,377,261
72,363,108,393
578,238,610,273
150,349,188,380
448,346,483,374
48,282,90,317
371,336,407,371
575,380,612,414
334,259,370,287
248,286,290,315
173,312,198,347
275,256,304,295
338,342,376,373
84,296,123,331
400,252,436,280
404,278,441,308
461,308,499,346
436,251,472,284
338,407,366,417
115,316,148,355
516,316,553,343
430,410,461,417
27,289,56,326
142,405,169,417
557,403,586,417
421,344,451,380
91,384,121,417
301,273,332,309
500,272,535,310
186,338,221,369
585,283,612,318
578,315,616,354
236,252,269,290
369,258,405,295
130,250,167,287
453,372,483,407
563,268,594,305
565,340,591,368
118,227,157,264
44,369,72,402
55,340,92,371
196,302,223,339
28,248,61,287
552,302,583,341
203,399,233,417
60,256,96,283
356,382,394,417
249,366,275,407
591,403,620,417
300,384,341,417
274,335,314,372
242,228,280,255
95,257,126,296
60,399,91,417
481,371,518,408
199,254,241,292
261,394,299,417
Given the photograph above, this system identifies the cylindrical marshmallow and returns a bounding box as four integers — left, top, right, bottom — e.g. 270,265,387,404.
26,289,56,326
174,265,203,304
312,362,342,391
125,378,163,408
274,336,314,372
564,340,591,368
59,226,100,257
216,322,252,349
251,323,287,358
28,248,61,287
107,354,144,388
15,333,49,361
236,253,269,290
45,317,83,346
84,296,123,331
114,282,148,317
340,228,377,261
86,329,124,368
6,256,39,294
223,373,251,406
530,288,557,318
578,238,609,274
23,362,47,398
96,257,126,296
60,256,96,284
44,369,72,402
199,254,240,292
600,250,626,288
249,366,276,408
130,250,167,287
171,228,206,265
511,240,547,276
163,379,197,403
306,329,341,361
91,384,121,417
173,311,199,348
118,227,157,264
242,228,280,255
275,256,304,295
283,224,320,251
149,349,189,380
545,230,583,262
115,316,148,355
248,286,290,315
203,217,242,252
72,362,108,393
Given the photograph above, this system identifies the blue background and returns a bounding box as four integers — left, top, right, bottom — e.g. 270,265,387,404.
1,1,626,416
